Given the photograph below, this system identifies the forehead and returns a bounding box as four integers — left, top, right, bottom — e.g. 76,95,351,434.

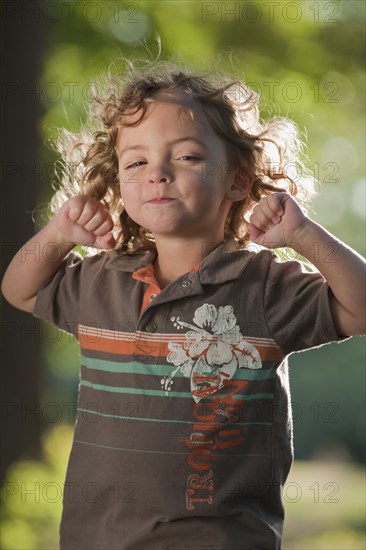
116,90,215,144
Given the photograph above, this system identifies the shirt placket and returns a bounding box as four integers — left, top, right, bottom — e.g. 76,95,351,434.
132,267,203,366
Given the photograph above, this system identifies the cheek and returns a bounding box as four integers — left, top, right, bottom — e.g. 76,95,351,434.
198,175,225,200
119,170,135,191
120,187,144,225
119,184,133,211
121,192,135,213
119,173,137,199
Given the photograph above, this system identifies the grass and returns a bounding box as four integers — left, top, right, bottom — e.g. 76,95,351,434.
1,427,365,549
282,460,365,549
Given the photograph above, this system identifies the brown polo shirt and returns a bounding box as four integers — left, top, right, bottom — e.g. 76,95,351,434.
33,239,342,549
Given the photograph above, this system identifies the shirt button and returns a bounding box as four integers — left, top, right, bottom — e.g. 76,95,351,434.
150,294,157,301
182,279,192,288
145,321,157,333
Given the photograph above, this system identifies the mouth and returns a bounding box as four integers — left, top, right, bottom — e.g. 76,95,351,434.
147,197,176,204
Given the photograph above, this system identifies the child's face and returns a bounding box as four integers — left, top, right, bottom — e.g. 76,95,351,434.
116,91,245,244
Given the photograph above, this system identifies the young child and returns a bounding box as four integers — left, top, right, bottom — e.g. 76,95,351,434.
2,61,365,550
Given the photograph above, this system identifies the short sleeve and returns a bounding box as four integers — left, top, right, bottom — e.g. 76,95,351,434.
263,253,346,355
32,252,83,337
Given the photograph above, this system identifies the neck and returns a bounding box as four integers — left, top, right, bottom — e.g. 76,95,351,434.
153,236,224,288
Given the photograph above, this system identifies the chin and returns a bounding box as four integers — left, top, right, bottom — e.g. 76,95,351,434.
143,219,186,235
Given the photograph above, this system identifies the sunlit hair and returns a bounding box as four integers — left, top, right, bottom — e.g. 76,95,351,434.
51,58,316,254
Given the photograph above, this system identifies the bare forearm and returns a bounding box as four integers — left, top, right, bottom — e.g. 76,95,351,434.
249,192,366,336
293,219,366,336
1,221,74,311
2,196,115,313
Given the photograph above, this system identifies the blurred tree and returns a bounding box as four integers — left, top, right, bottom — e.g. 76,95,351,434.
1,0,365,548
1,0,365,483
1,0,50,484
38,0,365,461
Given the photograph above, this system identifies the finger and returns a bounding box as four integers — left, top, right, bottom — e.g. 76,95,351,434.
83,210,111,232
67,196,89,222
251,197,283,229
266,193,285,216
91,217,114,236
250,207,276,231
74,200,99,226
95,233,116,250
256,196,282,221
247,222,263,242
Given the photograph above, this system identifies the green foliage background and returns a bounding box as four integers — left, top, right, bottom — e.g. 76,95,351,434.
1,1,365,548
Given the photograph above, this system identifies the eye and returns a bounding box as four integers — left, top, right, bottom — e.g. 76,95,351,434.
178,155,201,161
124,161,146,170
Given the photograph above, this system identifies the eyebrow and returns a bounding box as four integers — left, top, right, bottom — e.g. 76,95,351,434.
119,137,208,158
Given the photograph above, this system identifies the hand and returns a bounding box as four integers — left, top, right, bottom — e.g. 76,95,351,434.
248,192,308,249
53,196,116,249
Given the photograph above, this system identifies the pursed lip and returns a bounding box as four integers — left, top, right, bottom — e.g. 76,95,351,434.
146,197,176,204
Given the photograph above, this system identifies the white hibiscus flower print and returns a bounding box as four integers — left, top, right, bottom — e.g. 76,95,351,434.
161,304,262,402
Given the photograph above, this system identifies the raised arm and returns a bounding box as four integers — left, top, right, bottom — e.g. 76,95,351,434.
1,196,115,313
248,192,366,337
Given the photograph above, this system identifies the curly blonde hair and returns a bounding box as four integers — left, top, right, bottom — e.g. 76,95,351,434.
51,59,315,254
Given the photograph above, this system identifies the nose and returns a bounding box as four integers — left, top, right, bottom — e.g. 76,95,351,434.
147,162,173,184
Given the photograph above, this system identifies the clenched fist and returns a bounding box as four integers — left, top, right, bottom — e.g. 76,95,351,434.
53,196,116,249
248,192,308,248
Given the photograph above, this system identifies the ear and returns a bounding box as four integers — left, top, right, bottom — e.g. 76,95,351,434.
226,171,250,202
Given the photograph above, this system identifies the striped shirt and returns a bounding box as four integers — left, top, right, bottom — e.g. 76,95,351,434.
33,239,342,549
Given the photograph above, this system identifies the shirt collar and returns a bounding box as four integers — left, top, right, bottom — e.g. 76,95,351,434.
104,239,254,284
198,239,254,284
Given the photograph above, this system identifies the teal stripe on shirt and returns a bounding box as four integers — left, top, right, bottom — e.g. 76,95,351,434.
77,406,272,427
80,379,274,401
81,355,276,381
74,438,272,458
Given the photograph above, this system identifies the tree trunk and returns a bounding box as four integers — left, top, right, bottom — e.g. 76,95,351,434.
1,0,49,484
